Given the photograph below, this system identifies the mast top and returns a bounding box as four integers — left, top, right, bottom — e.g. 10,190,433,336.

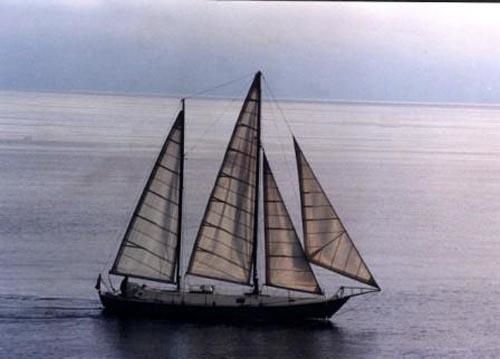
252,72,262,91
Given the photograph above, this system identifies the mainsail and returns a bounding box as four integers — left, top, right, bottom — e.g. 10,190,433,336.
110,109,184,283
263,154,321,294
294,138,379,289
187,73,261,285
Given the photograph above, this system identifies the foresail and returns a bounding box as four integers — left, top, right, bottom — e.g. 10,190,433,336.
294,138,379,289
110,111,184,283
263,154,321,294
187,74,261,285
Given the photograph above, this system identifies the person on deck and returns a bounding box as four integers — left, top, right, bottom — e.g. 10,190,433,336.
120,276,129,296
95,274,101,292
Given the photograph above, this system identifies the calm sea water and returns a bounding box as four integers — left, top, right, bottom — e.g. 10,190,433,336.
1,90,500,358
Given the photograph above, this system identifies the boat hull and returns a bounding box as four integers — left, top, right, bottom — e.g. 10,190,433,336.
99,291,349,322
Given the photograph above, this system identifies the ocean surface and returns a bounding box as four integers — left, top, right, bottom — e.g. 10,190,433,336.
1,90,500,358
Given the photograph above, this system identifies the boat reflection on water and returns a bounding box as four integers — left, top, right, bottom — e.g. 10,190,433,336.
93,315,369,359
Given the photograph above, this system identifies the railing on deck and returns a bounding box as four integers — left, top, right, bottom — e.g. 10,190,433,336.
334,286,380,299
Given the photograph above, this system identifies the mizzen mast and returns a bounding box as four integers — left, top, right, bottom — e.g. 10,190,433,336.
251,71,262,294
176,99,186,290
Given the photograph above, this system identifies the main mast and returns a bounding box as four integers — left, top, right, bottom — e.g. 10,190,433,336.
251,71,262,294
176,99,185,291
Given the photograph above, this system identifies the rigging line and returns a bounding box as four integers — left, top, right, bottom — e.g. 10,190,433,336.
334,291,378,317
261,77,302,218
183,72,256,100
185,94,243,156
262,75,295,134
184,72,256,155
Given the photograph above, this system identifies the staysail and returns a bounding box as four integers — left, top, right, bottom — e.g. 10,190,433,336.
294,138,379,289
110,109,184,283
187,73,261,285
263,154,321,294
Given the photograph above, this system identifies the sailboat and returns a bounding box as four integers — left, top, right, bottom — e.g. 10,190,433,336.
96,72,380,321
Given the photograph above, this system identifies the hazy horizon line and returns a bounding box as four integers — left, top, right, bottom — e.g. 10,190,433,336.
2,88,500,109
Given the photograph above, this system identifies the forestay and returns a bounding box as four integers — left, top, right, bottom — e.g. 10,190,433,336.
263,154,321,294
110,111,184,283
294,138,379,289
187,74,261,285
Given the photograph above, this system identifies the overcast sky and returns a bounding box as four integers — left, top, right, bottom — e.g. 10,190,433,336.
1,0,499,103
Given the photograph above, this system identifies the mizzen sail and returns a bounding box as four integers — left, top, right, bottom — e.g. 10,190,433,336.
263,154,321,294
294,138,379,289
110,110,184,283
187,73,261,285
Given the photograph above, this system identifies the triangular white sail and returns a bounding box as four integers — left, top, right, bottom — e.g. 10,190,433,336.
187,74,261,285
263,154,322,294
294,138,379,289
110,110,184,283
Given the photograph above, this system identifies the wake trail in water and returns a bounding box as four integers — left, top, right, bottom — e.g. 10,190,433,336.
0,294,103,320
